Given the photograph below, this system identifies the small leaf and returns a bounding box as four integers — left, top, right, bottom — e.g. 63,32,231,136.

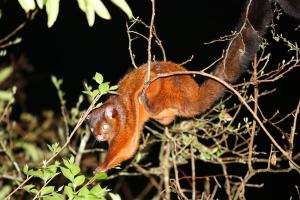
94,172,107,180
91,89,99,98
90,185,102,195
0,185,12,200
23,164,29,174
88,0,111,20
69,164,81,176
40,186,55,195
85,3,95,27
74,175,85,188
60,167,74,181
98,82,110,94
77,0,87,12
110,0,133,19
93,72,104,84
69,156,75,164
0,66,13,84
18,0,36,12
23,184,35,192
63,186,74,199
36,0,45,9
43,193,65,200
109,193,122,200
78,186,89,197
0,90,14,101
46,0,60,27
109,85,119,91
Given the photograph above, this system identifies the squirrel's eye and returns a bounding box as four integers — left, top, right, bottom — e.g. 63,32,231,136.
102,124,110,130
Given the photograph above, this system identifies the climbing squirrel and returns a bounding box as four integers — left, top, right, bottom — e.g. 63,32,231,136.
87,0,300,173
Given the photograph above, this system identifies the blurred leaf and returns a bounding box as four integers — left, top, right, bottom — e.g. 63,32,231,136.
46,0,60,27
91,89,99,98
43,193,65,200
0,9,2,20
90,185,101,195
23,164,29,174
18,0,36,13
74,175,85,188
0,185,11,199
98,82,110,94
86,3,95,27
94,172,107,180
77,0,87,12
63,186,74,199
78,186,89,197
69,155,75,164
109,85,118,91
23,184,35,192
93,72,104,84
16,142,43,162
89,0,111,20
109,193,122,200
0,90,13,101
27,169,44,179
36,0,46,9
40,186,55,195
60,167,74,181
0,66,13,85
110,0,132,19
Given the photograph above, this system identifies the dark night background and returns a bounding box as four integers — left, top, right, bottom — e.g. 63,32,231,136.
0,0,300,199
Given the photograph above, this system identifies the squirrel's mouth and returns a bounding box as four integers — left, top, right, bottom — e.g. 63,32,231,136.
96,134,106,141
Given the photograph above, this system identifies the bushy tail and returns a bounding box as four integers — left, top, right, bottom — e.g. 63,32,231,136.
193,0,272,114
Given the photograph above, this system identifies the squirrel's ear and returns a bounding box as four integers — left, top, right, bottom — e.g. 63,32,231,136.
105,105,116,119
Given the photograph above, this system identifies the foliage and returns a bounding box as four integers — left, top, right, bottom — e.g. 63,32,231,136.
17,0,133,27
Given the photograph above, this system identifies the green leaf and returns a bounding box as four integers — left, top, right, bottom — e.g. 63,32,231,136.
88,0,111,20
90,185,101,195
43,193,65,200
40,186,55,196
109,85,119,91
0,66,13,84
69,156,75,164
23,184,35,192
94,172,107,180
85,3,96,27
69,164,81,176
78,186,89,197
109,193,122,200
27,169,44,179
36,0,45,9
63,186,74,199
93,72,104,84
0,185,12,200
91,89,99,98
60,167,74,181
18,0,36,12
98,82,110,94
23,164,29,174
74,175,85,188
0,90,13,101
77,0,87,12
46,0,60,27
110,0,132,19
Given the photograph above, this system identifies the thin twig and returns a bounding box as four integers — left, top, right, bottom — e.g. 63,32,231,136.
146,0,156,83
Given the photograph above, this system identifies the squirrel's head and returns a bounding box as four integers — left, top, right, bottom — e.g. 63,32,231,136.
86,103,119,143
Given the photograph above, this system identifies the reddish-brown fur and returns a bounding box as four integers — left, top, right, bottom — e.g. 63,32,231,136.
86,0,284,173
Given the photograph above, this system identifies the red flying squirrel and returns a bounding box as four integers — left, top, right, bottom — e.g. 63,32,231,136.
86,0,300,173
